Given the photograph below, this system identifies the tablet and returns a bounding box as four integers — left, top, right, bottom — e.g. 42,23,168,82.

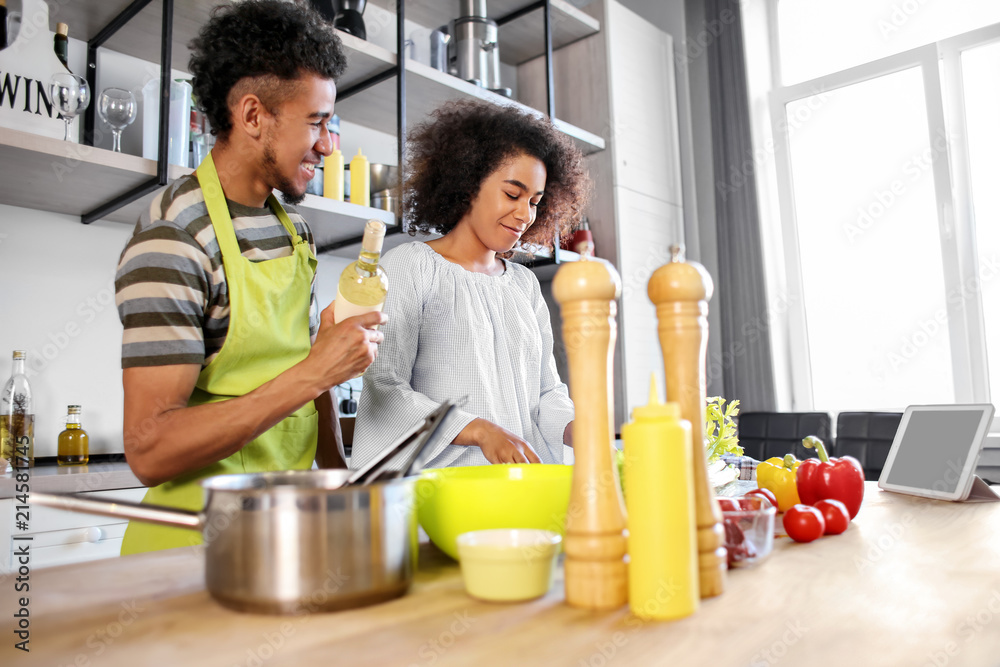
878,404,995,501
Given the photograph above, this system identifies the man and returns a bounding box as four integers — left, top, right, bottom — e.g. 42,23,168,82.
114,0,384,554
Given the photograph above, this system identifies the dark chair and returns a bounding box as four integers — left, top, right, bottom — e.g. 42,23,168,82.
737,412,833,462
834,412,903,481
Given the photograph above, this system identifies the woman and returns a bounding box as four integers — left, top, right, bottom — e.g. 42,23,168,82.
352,100,590,468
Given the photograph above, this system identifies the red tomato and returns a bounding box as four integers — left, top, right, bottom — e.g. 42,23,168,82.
782,504,826,543
717,497,740,512
745,488,778,509
814,499,850,535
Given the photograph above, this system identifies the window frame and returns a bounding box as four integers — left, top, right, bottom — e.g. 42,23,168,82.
747,1,1000,429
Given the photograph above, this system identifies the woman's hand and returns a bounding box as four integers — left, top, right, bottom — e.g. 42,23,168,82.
462,418,541,464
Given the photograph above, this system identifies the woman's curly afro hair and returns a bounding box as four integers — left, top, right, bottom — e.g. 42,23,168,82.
189,0,346,141
403,100,591,249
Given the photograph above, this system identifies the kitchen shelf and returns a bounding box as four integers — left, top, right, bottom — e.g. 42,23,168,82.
335,57,605,155
54,0,211,75
300,195,396,251
52,2,601,153
29,0,601,227
53,0,598,79
369,0,600,65
54,2,397,93
0,126,186,224
326,226,427,259
0,127,394,240
509,246,580,280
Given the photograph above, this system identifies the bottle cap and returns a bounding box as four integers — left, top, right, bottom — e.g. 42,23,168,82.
12,350,25,360
362,219,386,253
68,405,81,413
632,374,679,420
56,23,68,37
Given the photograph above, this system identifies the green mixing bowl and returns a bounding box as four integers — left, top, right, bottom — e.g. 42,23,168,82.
416,464,573,560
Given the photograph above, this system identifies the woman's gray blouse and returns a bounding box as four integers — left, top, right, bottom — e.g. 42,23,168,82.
352,242,574,469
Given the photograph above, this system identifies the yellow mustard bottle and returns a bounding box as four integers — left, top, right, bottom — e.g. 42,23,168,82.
622,375,698,620
349,148,370,207
324,148,344,201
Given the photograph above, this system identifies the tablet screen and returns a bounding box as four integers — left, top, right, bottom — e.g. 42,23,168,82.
883,409,985,492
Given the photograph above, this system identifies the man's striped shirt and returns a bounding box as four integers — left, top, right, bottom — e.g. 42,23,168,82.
115,174,319,369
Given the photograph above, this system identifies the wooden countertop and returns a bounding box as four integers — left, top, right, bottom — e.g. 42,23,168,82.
4,483,1000,666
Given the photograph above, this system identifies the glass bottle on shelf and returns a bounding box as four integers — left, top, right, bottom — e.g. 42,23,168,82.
54,22,69,70
58,405,89,466
1,350,34,469
1,0,7,50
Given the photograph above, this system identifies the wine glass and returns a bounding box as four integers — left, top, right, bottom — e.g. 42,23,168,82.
49,73,90,142
98,87,137,153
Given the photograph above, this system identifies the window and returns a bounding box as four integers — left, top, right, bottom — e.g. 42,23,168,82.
747,1,1000,418
963,41,1000,404
777,0,1000,85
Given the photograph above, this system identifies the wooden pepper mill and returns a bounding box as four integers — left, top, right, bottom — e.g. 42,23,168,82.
648,244,726,598
553,257,628,610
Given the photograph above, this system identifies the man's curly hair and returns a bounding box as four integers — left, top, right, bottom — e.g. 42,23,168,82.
403,100,591,249
189,0,346,142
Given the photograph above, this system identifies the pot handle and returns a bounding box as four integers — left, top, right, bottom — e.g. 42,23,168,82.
30,492,204,531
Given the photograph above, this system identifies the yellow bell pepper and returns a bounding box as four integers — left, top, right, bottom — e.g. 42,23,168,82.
755,454,802,511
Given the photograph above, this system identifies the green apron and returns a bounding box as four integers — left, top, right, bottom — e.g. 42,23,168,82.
121,152,319,555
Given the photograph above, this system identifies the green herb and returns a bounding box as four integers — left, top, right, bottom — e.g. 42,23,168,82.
705,396,742,463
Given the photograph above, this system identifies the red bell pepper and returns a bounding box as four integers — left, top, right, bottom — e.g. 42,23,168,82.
796,436,865,520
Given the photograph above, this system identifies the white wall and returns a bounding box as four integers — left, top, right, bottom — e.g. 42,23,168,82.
0,203,365,458
0,205,132,457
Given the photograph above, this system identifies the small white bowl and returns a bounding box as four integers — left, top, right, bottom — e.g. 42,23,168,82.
456,529,562,602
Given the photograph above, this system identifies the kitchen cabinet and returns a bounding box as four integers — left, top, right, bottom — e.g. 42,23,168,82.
2,0,603,258
0,486,146,572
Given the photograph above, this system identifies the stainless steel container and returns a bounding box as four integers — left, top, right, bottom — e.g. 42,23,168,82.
448,0,510,96
369,163,399,194
371,188,399,218
32,470,417,615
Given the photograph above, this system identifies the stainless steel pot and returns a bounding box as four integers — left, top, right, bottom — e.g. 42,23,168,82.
31,470,417,615
369,163,399,194
371,188,399,218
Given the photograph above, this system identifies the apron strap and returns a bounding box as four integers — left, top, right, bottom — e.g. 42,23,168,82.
196,152,306,258
265,193,306,247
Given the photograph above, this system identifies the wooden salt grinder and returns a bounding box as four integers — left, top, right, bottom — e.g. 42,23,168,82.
553,258,628,610
648,244,726,598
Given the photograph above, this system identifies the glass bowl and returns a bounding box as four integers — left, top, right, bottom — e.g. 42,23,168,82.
717,495,776,568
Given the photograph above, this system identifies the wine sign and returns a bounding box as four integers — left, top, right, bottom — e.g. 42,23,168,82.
0,0,74,141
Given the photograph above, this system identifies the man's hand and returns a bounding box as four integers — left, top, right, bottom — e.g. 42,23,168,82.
306,304,386,388
464,419,541,464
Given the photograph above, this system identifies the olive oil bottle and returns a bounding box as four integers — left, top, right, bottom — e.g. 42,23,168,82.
57,405,89,465
1,350,34,469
